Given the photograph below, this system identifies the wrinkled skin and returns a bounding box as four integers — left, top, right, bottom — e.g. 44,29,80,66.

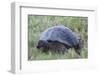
37,40,67,54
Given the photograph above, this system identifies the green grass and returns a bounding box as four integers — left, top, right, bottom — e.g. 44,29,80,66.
28,47,88,60
28,15,88,60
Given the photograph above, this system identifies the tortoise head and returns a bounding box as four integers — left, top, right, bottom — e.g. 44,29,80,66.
36,40,48,49
74,38,84,55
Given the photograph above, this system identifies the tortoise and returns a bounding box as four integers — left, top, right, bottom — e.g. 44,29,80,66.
37,25,83,55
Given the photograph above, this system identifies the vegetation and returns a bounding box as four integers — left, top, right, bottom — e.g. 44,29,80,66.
28,15,88,60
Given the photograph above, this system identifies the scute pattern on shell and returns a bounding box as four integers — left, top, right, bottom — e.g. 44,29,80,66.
40,25,79,47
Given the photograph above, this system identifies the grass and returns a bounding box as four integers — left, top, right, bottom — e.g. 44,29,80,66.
28,47,88,60
28,15,88,60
